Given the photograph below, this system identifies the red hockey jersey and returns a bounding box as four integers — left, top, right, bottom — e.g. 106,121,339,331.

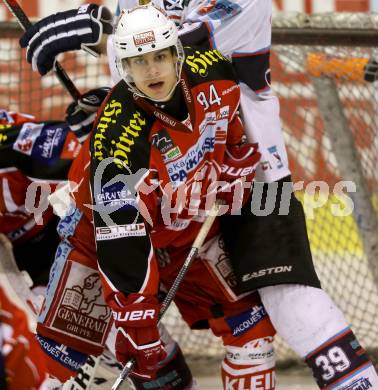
0,110,81,244
68,45,254,306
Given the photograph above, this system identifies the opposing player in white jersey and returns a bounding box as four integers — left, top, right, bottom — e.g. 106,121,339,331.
19,1,378,389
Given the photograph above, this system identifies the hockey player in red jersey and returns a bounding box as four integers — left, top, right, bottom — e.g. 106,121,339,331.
0,90,111,387
20,1,378,389
0,88,109,287
35,4,277,389
0,109,79,287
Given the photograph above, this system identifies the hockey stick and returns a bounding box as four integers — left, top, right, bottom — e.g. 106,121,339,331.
3,0,81,101
111,200,224,390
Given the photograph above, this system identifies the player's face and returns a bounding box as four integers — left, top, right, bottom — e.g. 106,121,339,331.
126,48,178,101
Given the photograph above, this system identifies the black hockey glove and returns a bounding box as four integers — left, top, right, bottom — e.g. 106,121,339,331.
364,59,378,83
66,86,110,142
19,4,113,75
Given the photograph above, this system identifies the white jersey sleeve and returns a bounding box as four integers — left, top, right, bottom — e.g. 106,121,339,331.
183,0,269,57
181,0,290,182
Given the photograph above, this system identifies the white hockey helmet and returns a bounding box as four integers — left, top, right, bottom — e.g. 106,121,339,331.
113,3,185,99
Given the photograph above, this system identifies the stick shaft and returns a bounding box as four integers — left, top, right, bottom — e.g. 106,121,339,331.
3,0,81,101
111,201,222,390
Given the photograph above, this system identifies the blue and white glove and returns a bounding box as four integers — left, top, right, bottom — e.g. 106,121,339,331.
19,4,113,75
66,87,110,142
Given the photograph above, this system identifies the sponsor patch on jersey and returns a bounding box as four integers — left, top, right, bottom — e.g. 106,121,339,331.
225,305,267,337
32,123,68,164
96,181,138,210
36,334,88,372
152,128,175,153
50,262,111,346
60,131,81,160
341,378,372,390
38,240,74,323
152,128,182,163
162,146,182,162
199,105,229,134
13,122,43,155
166,125,216,188
96,223,146,240
197,0,242,22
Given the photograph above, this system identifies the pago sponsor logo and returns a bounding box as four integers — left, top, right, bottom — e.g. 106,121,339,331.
37,125,64,160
